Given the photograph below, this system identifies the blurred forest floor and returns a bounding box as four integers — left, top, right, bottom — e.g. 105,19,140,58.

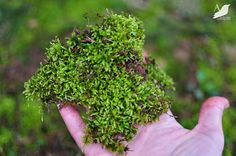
0,0,236,156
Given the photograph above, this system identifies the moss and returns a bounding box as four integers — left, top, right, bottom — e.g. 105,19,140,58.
24,12,174,154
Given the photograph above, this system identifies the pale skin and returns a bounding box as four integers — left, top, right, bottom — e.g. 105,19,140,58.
59,96,229,156
58,53,230,156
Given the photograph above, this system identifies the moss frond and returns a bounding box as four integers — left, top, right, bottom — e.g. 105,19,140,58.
24,12,174,154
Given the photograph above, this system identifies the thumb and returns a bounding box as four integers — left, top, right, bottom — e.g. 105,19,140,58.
195,96,229,132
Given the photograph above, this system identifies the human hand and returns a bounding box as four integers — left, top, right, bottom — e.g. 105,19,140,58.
59,96,229,156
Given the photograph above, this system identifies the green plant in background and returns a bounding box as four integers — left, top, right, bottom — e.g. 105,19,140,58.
223,108,236,156
0,96,46,155
1,0,236,155
23,12,174,153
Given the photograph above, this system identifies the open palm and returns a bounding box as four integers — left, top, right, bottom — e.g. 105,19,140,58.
59,96,229,156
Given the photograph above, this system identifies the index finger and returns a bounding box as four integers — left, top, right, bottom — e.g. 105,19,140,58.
59,104,114,156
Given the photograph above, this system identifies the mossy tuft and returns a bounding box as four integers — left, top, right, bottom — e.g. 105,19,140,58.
24,12,174,154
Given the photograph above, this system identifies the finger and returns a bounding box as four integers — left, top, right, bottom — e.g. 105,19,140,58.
132,109,182,142
59,104,114,156
133,109,177,129
153,109,183,129
195,96,229,132
159,109,178,122
59,104,86,148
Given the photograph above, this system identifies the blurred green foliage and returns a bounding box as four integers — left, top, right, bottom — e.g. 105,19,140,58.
0,0,236,155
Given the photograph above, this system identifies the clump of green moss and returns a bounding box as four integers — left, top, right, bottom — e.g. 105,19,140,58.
24,12,174,154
